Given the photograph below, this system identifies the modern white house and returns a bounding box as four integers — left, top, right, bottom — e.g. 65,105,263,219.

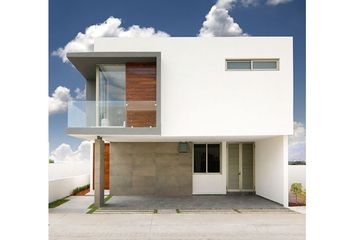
66,37,293,207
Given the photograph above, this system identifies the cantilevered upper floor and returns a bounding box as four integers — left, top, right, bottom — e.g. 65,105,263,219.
66,37,293,141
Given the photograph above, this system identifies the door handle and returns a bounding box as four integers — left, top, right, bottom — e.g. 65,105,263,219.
238,172,241,176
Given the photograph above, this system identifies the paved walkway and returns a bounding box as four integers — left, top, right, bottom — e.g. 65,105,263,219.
49,196,305,240
289,206,306,214
49,195,94,214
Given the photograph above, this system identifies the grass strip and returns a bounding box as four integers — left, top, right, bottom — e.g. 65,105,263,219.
49,198,69,208
87,205,98,214
87,195,112,214
104,195,112,203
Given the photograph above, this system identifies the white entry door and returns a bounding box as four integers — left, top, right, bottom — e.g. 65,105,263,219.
227,143,254,192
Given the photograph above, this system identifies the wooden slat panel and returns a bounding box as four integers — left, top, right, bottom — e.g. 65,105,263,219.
126,101,156,111
104,144,110,189
126,62,156,101
127,111,156,127
126,62,156,127
93,143,110,190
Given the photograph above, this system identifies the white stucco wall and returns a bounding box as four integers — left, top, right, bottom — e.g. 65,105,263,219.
94,37,293,138
288,165,306,190
192,141,227,194
255,136,288,206
48,162,90,180
48,162,91,202
48,174,90,203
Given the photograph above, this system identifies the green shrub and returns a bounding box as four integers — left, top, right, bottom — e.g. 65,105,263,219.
290,182,303,204
300,190,306,203
49,159,54,164
72,184,90,195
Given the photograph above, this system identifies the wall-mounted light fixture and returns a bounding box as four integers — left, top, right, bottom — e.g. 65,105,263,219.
178,142,189,153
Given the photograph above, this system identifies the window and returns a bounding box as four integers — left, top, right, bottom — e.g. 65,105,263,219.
226,59,279,71
193,144,221,173
252,60,278,70
194,144,206,173
98,64,126,127
226,61,251,70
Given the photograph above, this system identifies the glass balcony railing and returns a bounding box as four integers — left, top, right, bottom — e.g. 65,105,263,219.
68,101,157,128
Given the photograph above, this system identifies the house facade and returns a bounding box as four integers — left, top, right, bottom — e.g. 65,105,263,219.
66,37,293,207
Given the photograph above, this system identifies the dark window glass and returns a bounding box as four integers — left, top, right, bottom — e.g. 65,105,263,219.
194,144,206,173
208,144,220,173
253,61,277,70
227,61,251,70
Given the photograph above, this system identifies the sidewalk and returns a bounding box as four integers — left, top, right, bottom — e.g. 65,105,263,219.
49,196,305,240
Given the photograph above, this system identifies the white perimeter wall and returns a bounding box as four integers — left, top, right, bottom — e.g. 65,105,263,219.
193,141,227,194
94,37,293,138
48,175,90,203
48,162,90,202
288,165,306,190
48,162,90,180
255,136,288,206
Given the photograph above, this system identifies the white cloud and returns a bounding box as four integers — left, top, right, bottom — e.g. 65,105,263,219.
198,0,247,37
289,121,306,162
48,86,72,115
215,0,236,8
52,16,170,63
49,141,91,162
48,86,85,115
239,0,260,7
266,0,292,6
289,121,306,146
74,87,86,100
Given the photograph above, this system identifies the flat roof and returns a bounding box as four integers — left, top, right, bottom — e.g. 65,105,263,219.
67,52,160,80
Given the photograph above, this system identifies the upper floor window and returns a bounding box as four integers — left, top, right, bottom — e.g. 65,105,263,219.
226,59,279,71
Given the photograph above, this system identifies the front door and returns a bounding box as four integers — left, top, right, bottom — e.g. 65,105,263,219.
227,143,254,192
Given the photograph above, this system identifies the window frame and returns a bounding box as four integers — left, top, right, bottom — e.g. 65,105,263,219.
192,143,222,175
225,59,279,71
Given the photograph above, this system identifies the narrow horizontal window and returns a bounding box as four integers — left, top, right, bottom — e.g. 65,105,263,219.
253,60,278,70
226,59,279,71
226,61,251,70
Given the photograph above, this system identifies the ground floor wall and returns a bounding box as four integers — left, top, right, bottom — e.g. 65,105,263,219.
192,141,227,194
110,142,192,196
106,137,288,206
255,136,288,206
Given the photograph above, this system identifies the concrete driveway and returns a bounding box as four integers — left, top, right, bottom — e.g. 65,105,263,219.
104,194,284,210
49,196,305,240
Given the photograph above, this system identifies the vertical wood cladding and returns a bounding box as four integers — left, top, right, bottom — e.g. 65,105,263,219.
93,143,110,190
126,62,156,127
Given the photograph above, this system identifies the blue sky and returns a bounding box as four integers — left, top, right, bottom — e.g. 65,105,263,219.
49,0,305,161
